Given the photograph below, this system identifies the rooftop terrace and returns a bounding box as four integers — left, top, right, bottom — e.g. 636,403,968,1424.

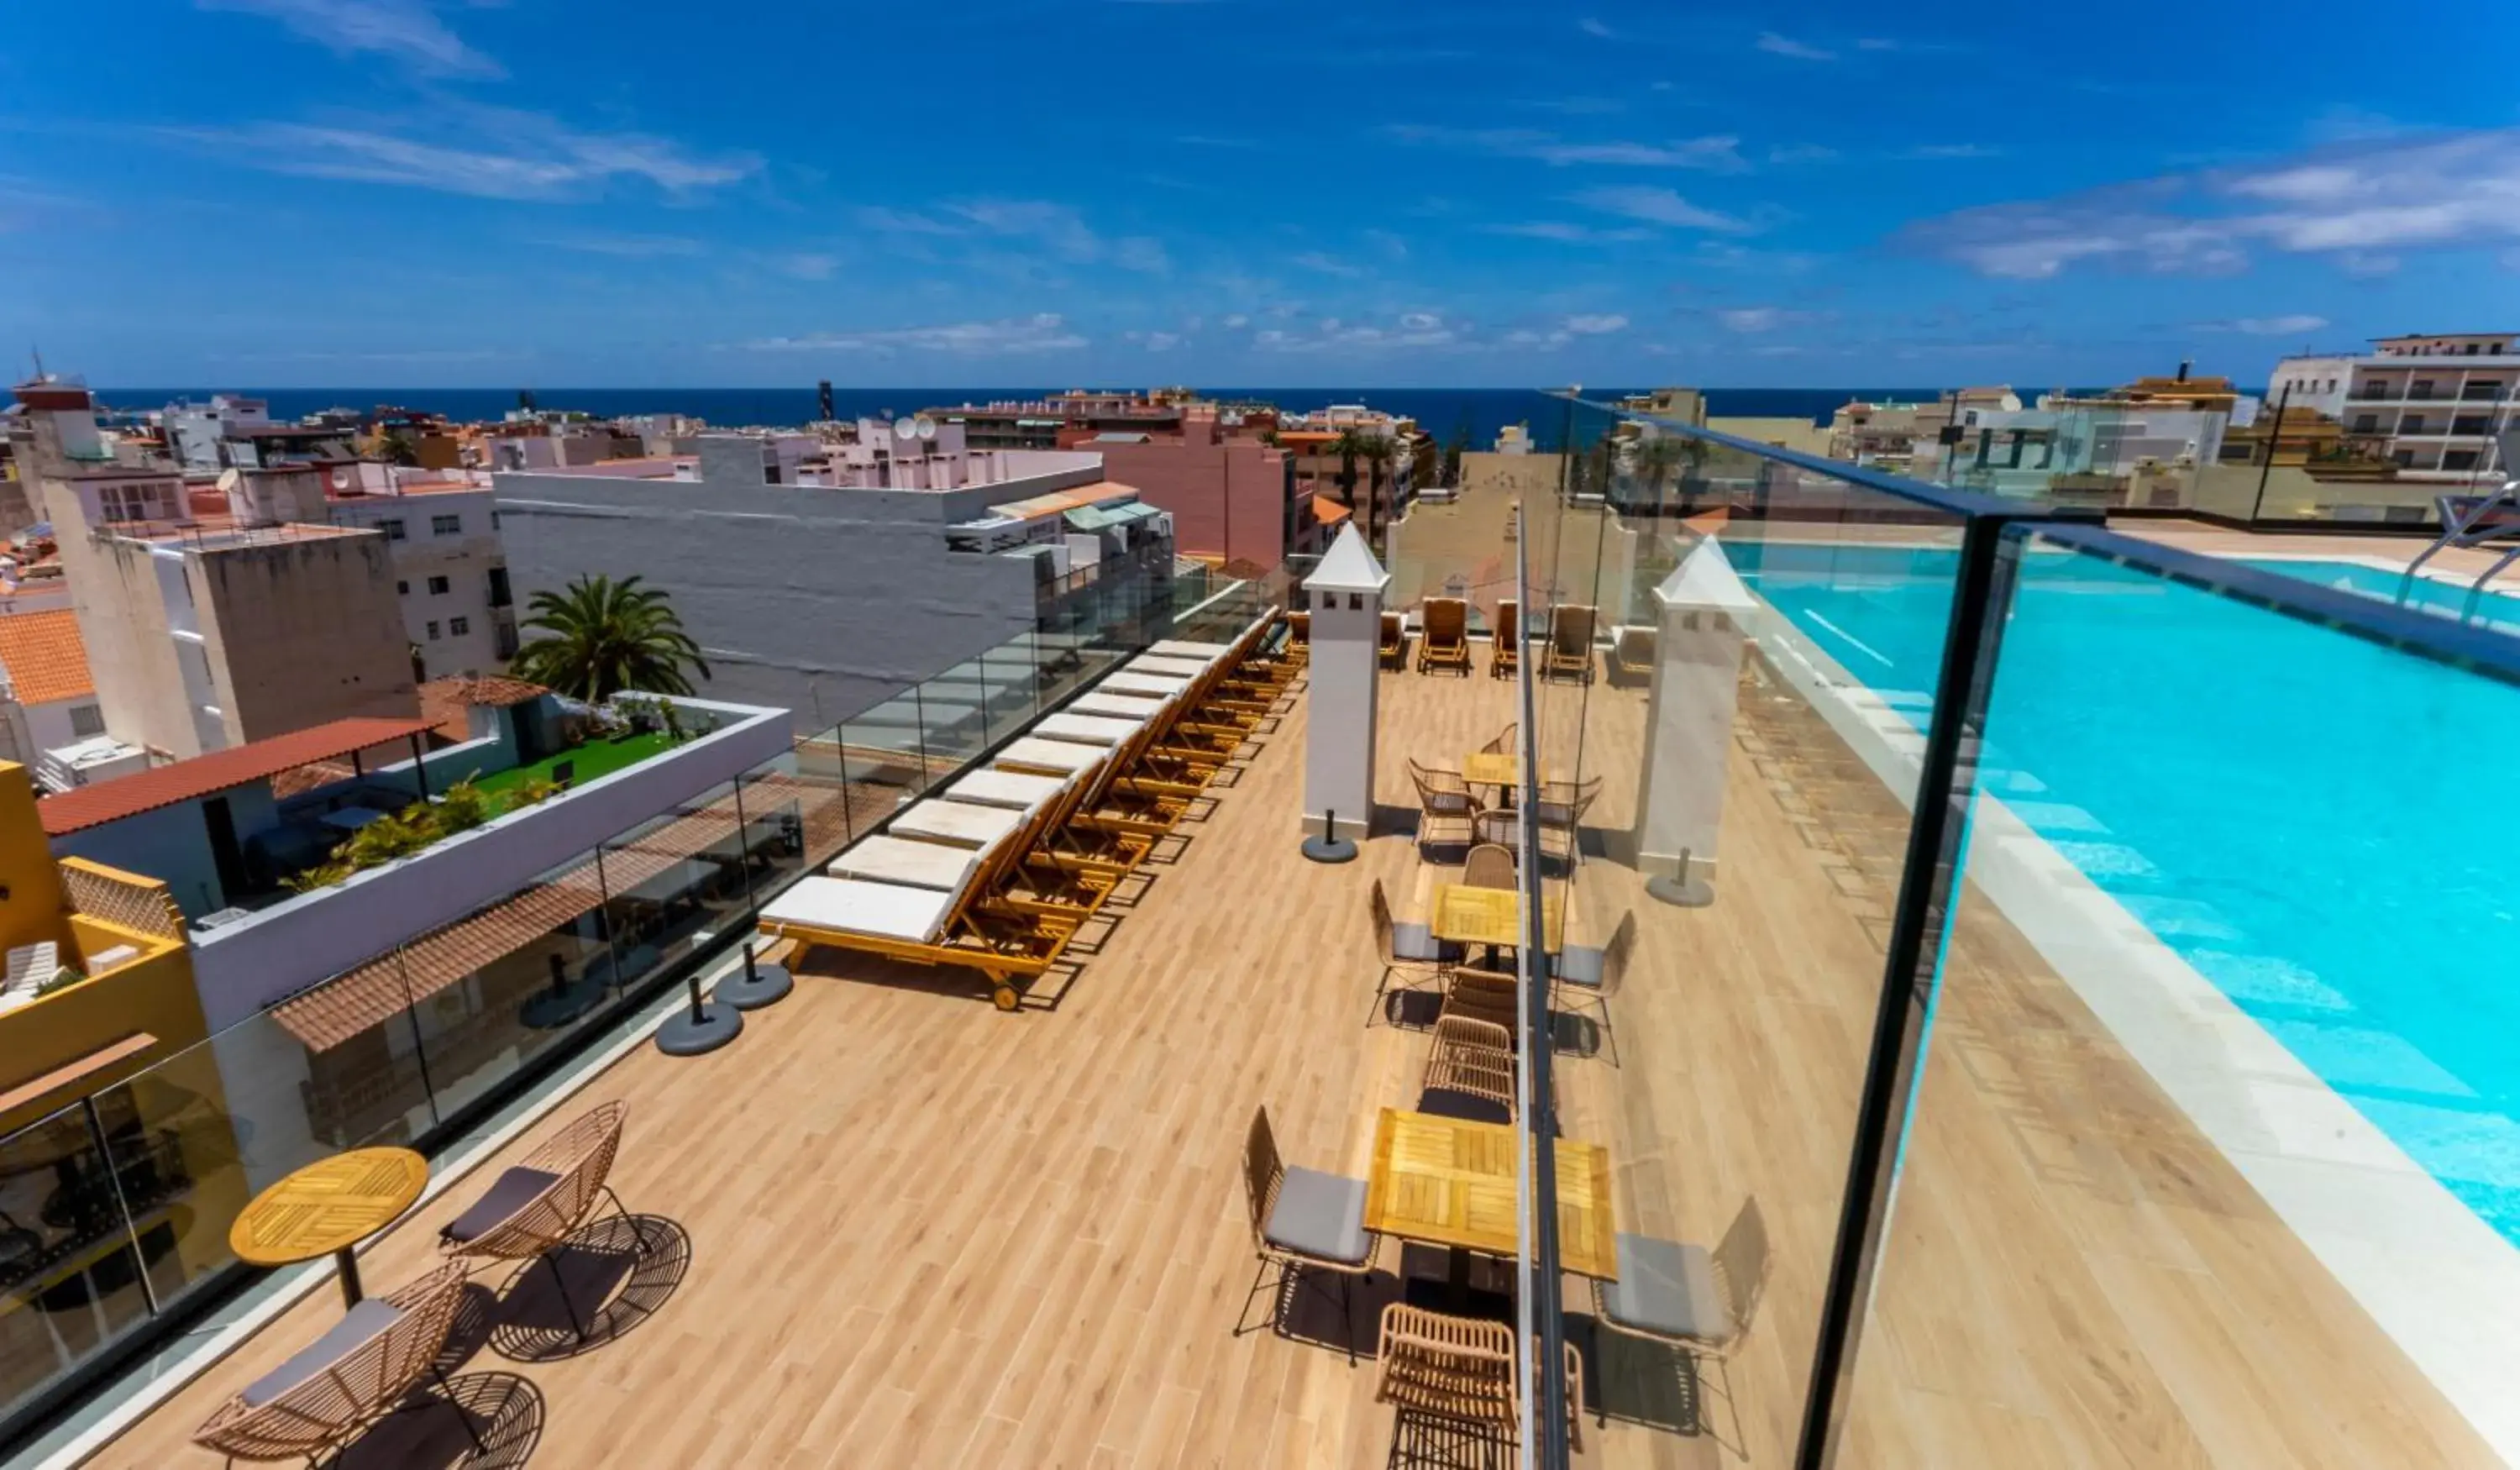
18,410,2520,1468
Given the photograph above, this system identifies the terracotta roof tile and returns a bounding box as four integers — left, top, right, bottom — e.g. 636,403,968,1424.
0,610,94,706
37,717,438,836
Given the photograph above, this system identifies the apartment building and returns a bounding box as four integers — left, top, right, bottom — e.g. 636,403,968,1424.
2272,333,2519,480
0,609,113,784
925,389,1187,450
1082,404,1314,569
10,381,417,763
319,474,517,676
495,433,1174,729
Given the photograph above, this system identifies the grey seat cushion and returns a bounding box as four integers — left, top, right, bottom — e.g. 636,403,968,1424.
1266,1166,1372,1266
1603,1233,1725,1341
1536,801,1576,826
1391,922,1462,964
439,1165,563,1245
1557,944,1607,989
1416,1087,1511,1126
240,1298,405,1406
1424,792,1475,814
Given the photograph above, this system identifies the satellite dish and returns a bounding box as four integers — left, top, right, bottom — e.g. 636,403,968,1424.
894,417,919,442
914,414,937,441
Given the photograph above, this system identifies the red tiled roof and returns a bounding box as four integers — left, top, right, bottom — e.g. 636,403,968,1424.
0,610,94,705
417,675,549,743
38,717,437,836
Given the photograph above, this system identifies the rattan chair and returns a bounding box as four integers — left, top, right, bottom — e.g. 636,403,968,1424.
1478,721,1517,757
1545,604,1597,684
1408,758,1478,853
1536,776,1603,869
1243,1105,1380,1362
1417,598,1472,675
1441,967,1520,1034
1556,912,1635,1064
1373,1305,1585,1452
1462,843,1516,892
1422,1015,1515,1121
1489,600,1519,679
438,1100,639,1341
1593,1197,1769,1439
1371,878,1462,1021
192,1263,478,1467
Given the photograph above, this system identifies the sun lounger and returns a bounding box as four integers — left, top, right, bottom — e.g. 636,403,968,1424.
1034,712,1147,747
995,738,1106,776
946,769,1068,810
1149,638,1232,659
828,835,989,892
1126,654,1213,679
1068,692,1170,722
1102,672,1191,699
891,799,1030,848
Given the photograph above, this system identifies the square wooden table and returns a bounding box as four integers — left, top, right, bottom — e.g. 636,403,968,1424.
1363,1108,1618,1279
1430,884,1564,954
1460,752,1520,790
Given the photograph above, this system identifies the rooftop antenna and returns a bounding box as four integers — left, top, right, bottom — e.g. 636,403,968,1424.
29,345,44,381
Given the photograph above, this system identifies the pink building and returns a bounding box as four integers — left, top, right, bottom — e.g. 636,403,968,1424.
1085,407,1313,570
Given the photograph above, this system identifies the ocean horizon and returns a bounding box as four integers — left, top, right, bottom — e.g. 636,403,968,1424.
88,386,2145,449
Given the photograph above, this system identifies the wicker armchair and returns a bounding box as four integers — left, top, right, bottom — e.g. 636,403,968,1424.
1462,843,1516,893
1593,1197,1769,1435
1422,1016,1515,1122
192,1263,477,1466
1243,1105,1380,1361
1371,878,1462,1020
1556,913,1635,1063
1373,1305,1584,1452
438,1100,638,1340
1441,969,1520,1036
1408,759,1478,853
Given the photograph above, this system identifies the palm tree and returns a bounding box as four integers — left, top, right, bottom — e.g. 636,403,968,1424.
1331,428,1368,522
510,575,711,701
1358,433,1397,548
1630,435,1683,517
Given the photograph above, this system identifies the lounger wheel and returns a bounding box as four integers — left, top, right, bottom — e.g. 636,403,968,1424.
993,982,1021,1012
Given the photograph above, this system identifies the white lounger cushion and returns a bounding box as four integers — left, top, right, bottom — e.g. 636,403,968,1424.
762,876,954,944
1035,712,1144,746
995,738,1105,775
828,836,985,892
1148,638,1231,659
947,769,1068,810
890,799,1027,848
1126,655,1211,678
1068,692,1168,721
1103,672,1190,698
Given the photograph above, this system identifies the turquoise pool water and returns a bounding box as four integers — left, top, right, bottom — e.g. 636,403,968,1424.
1729,542,2520,1241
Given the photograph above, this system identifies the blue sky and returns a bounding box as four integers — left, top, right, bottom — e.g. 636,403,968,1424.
4,0,2517,388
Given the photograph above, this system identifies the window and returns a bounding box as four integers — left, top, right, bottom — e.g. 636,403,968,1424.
380,518,407,541
2353,415,2379,433
449,616,470,636
2392,449,2416,467
427,575,450,596
491,510,501,529
396,580,409,595
2465,381,2507,401
425,620,441,640
2401,415,2428,435
2444,449,2481,471
486,567,512,608
2455,416,2492,436
431,514,461,537
2411,379,2437,400
68,705,104,738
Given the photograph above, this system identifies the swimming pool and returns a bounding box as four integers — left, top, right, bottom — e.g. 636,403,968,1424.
1729,542,2520,1242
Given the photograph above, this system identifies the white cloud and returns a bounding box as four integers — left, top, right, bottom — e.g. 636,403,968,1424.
1481,221,1653,243
169,108,758,200
777,252,839,281
2193,314,2329,335
1364,228,1409,260
1572,186,1755,234
1386,125,1746,173
739,313,1086,355
1129,330,1184,351
1292,250,1364,277
531,233,703,258
1716,306,1829,333
1578,17,1614,38
853,199,1167,271
1756,32,1836,61
1565,313,1628,333
197,0,500,76
1900,144,2004,160
1221,312,1251,328
1903,129,2520,278
1768,144,1839,165
1252,312,1462,353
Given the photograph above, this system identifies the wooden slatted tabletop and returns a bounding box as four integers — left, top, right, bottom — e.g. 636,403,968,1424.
1429,884,1565,953
229,1147,428,1267
1362,1107,1617,1278
1460,752,1520,789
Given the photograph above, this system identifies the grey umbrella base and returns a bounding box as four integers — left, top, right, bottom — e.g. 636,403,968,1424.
655,1001,743,1055
720,961,793,1011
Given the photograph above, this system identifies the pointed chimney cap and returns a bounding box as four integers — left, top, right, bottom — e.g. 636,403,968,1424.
1304,522,1390,595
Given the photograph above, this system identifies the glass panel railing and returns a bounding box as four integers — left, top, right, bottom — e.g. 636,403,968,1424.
1844,525,2520,1467
599,780,753,991
0,1099,158,1423
1516,398,2000,1465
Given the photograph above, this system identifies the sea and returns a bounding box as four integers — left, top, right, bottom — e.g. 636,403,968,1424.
95,387,1998,449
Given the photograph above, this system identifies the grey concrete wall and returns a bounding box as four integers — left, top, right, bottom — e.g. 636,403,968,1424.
492,467,1104,732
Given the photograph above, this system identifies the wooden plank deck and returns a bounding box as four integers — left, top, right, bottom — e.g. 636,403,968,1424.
91,653,2496,1468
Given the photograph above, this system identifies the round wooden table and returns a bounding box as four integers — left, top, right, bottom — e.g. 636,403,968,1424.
228,1147,428,1309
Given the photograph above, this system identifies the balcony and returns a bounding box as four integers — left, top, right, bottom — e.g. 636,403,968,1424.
18,436,2520,1469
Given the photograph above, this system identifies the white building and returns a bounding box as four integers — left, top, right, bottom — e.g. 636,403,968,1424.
0,608,112,782
2271,333,2519,481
